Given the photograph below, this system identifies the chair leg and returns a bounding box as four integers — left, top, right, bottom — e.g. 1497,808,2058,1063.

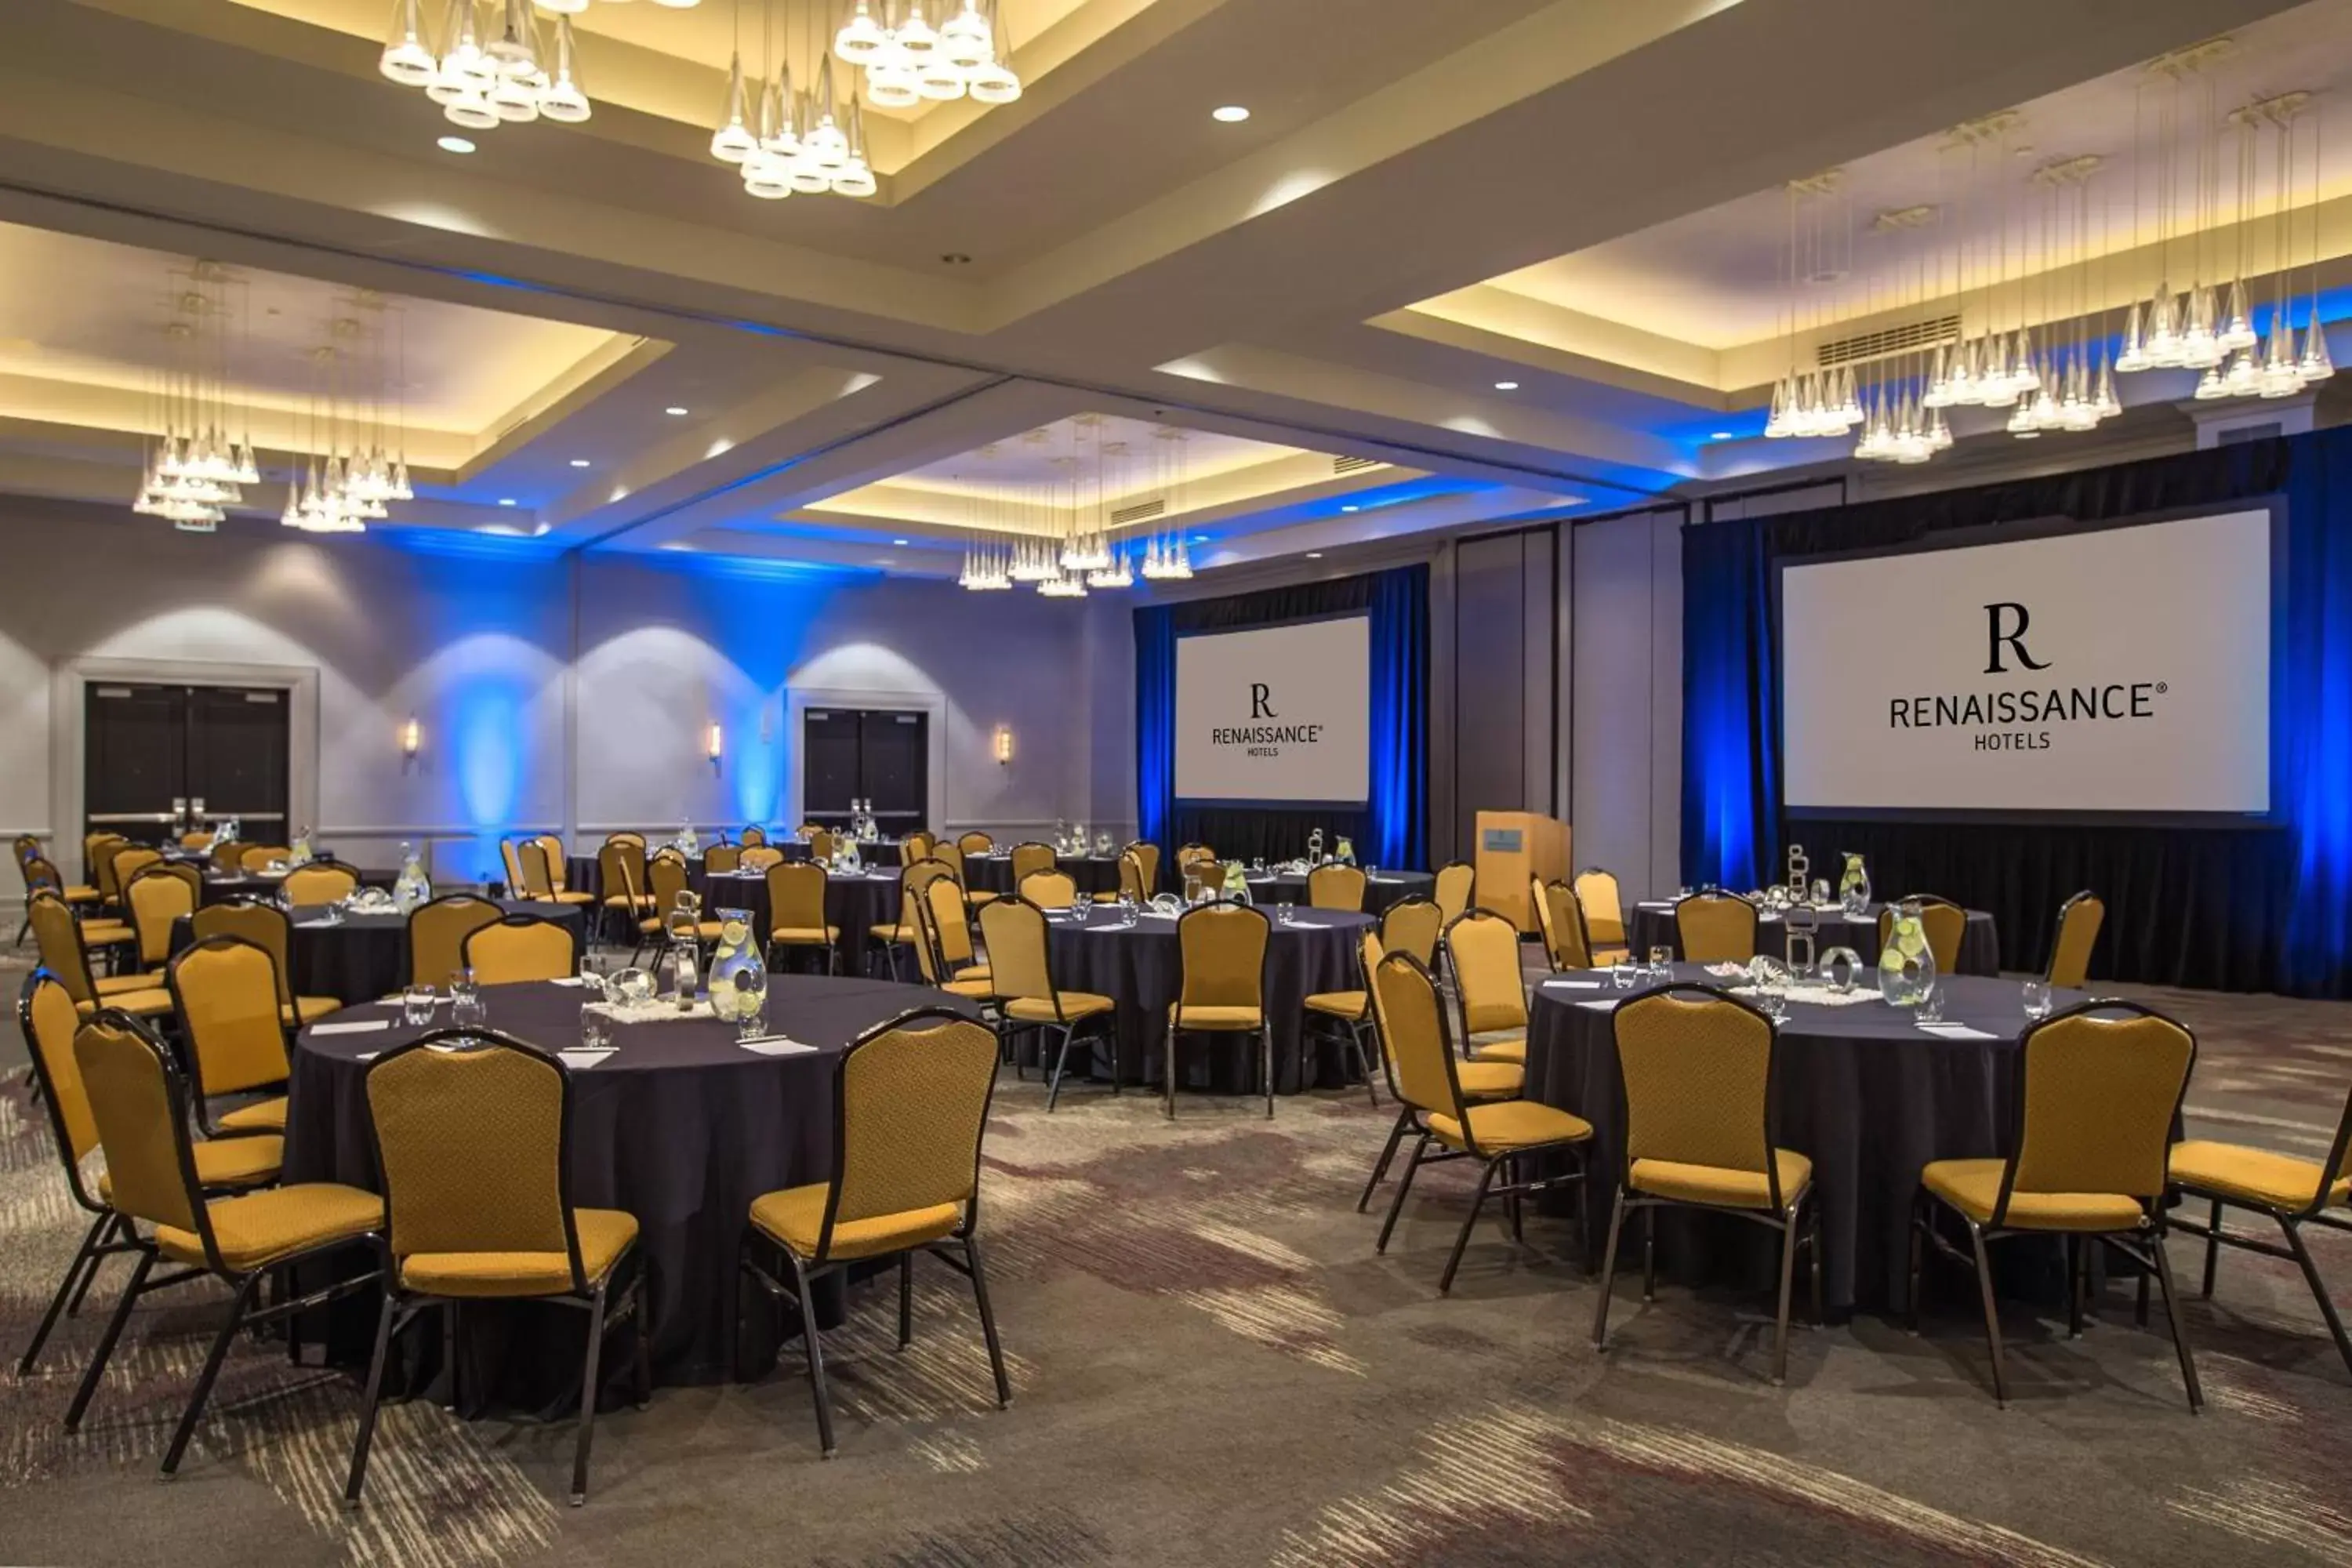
2146,1228,2203,1413
569,1281,609,1504
1350,1022,1379,1110
1358,1107,1414,1214
1592,1185,1629,1348
1439,1160,1501,1295
631,1269,653,1410
1376,1135,1431,1254
19,1210,111,1376
1261,1026,1274,1119
343,1289,401,1505
1641,1203,1657,1302
1163,1029,1178,1120
897,1252,914,1350
1809,1203,1825,1327
2201,1197,2223,1298
965,1235,1013,1410
2273,1216,2352,1378
1907,1196,1926,1334
1772,1207,1800,1385
162,1273,260,1475
66,1247,154,1432
65,1215,127,1319
784,1250,837,1457
1046,1025,1075,1112
1965,1221,2007,1408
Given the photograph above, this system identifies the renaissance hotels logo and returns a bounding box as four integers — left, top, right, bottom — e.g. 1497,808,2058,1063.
1886,601,2169,753
1212,681,1327,758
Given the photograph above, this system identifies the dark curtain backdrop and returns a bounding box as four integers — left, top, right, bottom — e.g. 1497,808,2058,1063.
1682,424,2352,996
1136,564,1428,869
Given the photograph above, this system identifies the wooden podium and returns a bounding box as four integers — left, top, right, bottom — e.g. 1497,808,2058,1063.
1472,810,1570,932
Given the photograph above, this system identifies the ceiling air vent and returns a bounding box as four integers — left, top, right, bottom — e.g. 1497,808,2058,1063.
1332,455,1381,475
1816,314,1960,368
1110,498,1164,525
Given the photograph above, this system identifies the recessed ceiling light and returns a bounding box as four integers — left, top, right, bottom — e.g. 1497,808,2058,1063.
664,405,689,416
437,135,476,154
1212,105,1251,123
1306,551,1324,559
891,537,909,546
569,458,591,468
1341,505,1359,514
497,497,517,507
1494,380,1519,390
1710,431,1736,440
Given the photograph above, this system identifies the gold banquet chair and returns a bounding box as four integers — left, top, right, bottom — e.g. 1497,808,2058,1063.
706,842,744,874
1117,850,1149,903
935,843,990,908
598,840,655,937
2169,1086,2352,1377
1432,861,1474,924
168,935,298,1137
1675,891,1759,964
1009,841,1058,888
1019,868,1078,909
125,864,199,977
30,891,173,1019
14,971,281,1377
2045,891,2104,988
956,831,994,857
1910,1001,2200,1410
285,860,360,906
521,838,597,909
65,1011,383,1478
741,825,768,848
981,896,1114,1109
1165,902,1272,1119
767,860,842,975
107,845,164,911
238,844,293,874
1357,928,1528,1210
1380,895,1443,968
738,1009,1012,1458
1442,909,1530,1066
346,1032,648,1507
1532,877,1596,972
499,837,528,897
193,899,343,1024
739,845,785,873
645,851,724,957
1123,840,1160,897
909,879,994,1004
870,858,950,978
1307,862,1367,913
1594,986,1821,1383
1573,866,1632,964
1877,895,1967,975
1370,952,1591,1292
408,894,503,989
463,913,579,985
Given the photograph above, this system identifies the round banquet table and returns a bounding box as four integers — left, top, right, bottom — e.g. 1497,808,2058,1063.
1624,899,2000,976
965,852,1123,898
198,866,397,906
1246,869,1435,916
1521,965,2087,1319
168,898,584,1004
689,866,904,977
1040,904,1374,1094
282,973,978,1412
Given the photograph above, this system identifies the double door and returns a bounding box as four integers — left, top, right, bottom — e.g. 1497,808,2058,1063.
84,681,291,845
801,707,927,833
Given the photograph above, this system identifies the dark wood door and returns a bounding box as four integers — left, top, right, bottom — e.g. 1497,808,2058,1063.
84,681,290,844
801,708,862,822
800,707,927,829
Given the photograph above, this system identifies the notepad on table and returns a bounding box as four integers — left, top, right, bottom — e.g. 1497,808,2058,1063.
1918,1022,1998,1040
549,975,585,986
311,1018,392,1036
1576,998,1622,1012
1544,979,1604,991
739,1036,818,1057
557,1047,617,1069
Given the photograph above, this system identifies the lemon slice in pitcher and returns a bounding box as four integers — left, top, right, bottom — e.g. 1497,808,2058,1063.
720,917,750,948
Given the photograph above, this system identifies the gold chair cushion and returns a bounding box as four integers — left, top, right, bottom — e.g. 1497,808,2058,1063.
941,978,995,1000
547,891,595,906
953,964,991,985
80,922,134,946
154,1183,383,1272
967,890,999,906
771,924,842,943
63,884,100,902
1428,1100,1593,1153
101,1134,284,1200
605,893,655,909
750,1182,963,1261
1921,1157,2144,1232
1303,989,1367,1019
400,1207,639,1298
1468,1033,1526,1065
218,1095,289,1134
93,971,158,996
1457,1060,1526,1099
1003,992,1114,1023
278,996,344,1027
1171,1004,1263,1030
77,988,174,1018
871,923,917,942
2169,1140,2350,1212
1633,1149,1813,1212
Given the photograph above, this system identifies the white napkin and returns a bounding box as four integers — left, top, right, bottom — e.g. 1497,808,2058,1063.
293,918,338,929
1918,1022,1998,1040
357,1051,379,1062
311,1018,392,1036
1576,998,1621,1011
549,975,585,987
739,1036,817,1057
1544,979,1603,991
557,1047,616,1069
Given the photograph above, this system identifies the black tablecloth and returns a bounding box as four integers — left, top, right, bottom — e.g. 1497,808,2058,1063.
965,854,1123,897
1522,967,2083,1316
1625,901,2001,976
198,866,397,906
1246,869,1434,916
283,974,976,1410
168,900,583,1004
1041,906,1373,1094
689,867,904,977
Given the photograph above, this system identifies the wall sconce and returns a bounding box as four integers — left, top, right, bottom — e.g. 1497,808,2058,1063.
707,720,724,768
401,716,421,765
993,724,1013,765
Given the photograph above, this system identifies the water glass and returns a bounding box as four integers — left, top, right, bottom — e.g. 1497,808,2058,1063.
579,1004,611,1052
1073,893,1093,920
1917,981,1945,1025
401,984,436,1027
450,972,486,1030
1610,960,1638,990
2021,979,2053,1022
1649,946,1673,981
578,955,608,1000
1276,902,1295,927
1759,982,1789,1023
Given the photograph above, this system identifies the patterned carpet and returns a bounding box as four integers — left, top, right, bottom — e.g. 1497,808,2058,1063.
5,955,2352,1567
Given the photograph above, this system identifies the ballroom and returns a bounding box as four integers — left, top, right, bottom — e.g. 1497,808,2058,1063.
6,2,2352,1565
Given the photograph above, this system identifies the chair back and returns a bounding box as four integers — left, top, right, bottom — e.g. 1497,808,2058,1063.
169,936,292,1097
1533,877,1594,970
648,851,693,918
1179,860,1225,901
1123,840,1159,897
1432,861,1474,923
1444,909,1527,1034
14,832,38,867
1306,863,1367,912
1175,902,1269,1012
238,844,292,873
898,833,935,866
180,831,214,851
499,837,527,895
1998,1004,2194,1219
1613,986,1781,1209
408,894,502,988
1175,844,1214,869
22,854,63,898
741,826,768,848
1379,895,1443,967
27,891,98,1004
976,897,1054,1004
808,829,837,862
767,860,829,934
819,1011,1000,1258
1573,867,1627,948
604,831,647,851
209,836,245,873
285,861,359,906
365,1032,583,1289
85,833,128,898
127,865,198,966
740,845,784,873
2045,891,2104,987
74,1012,205,1240
899,858,954,908
517,839,561,898
931,841,967,884
1877,896,1966,975
532,834,570,891
704,843,743,874
924,877,978,967
1010,842,1057,884
598,843,647,911
956,831,994,856
1118,850,1148,902
1675,892,1758,964
109,845,163,902
20,970,102,1204
463,915,579,985
192,902,296,1007
1020,869,1077,909
1367,951,1465,1121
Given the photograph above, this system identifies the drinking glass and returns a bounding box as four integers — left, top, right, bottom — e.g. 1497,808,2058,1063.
402,983,436,1027
1917,981,1944,1025
1610,960,1637,990
1073,892,1093,921
1649,946,1673,981
579,1004,611,1052
1276,902,1294,927
2022,979,2053,1022
450,971,486,1030
1759,981,1789,1023
578,953,608,999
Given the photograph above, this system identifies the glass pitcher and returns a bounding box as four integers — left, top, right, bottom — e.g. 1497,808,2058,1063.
392,842,431,915
707,908,768,1029
1837,851,1871,916
1877,898,1938,1007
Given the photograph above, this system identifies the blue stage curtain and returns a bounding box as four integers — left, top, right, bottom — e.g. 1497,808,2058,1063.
1682,424,2352,996
1133,564,1429,869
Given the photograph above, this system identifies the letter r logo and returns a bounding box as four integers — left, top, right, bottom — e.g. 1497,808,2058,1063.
1250,682,1276,719
1984,601,2050,675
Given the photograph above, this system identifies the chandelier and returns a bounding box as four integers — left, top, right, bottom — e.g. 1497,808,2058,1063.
836,1,1021,108
132,264,261,534
1761,173,1864,441
381,0,597,130
281,299,416,535
952,419,1199,596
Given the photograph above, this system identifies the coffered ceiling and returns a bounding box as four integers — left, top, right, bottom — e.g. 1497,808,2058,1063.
0,0,2333,575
